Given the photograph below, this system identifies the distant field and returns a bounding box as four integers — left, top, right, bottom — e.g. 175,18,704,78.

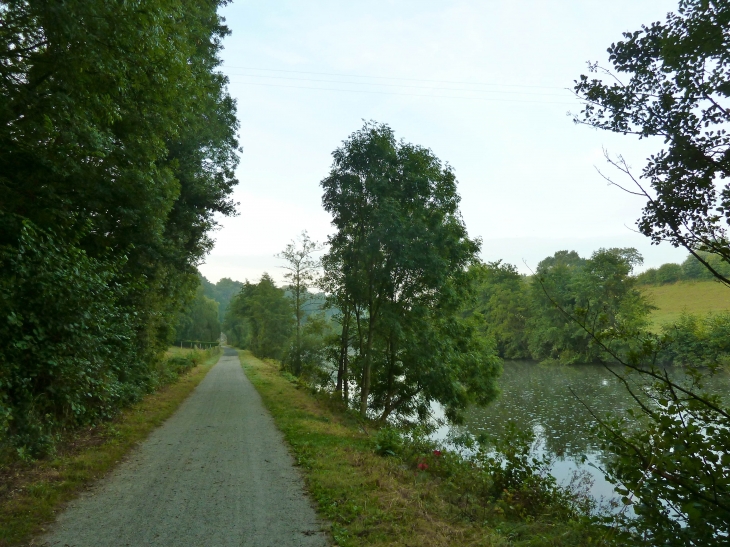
642,280,730,330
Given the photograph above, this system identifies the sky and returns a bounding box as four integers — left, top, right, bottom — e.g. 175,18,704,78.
199,0,687,284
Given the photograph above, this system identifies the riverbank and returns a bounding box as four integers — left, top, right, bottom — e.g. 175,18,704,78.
240,351,612,546
0,347,219,547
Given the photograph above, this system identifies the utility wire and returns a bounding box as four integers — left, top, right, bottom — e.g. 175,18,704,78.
225,73,570,97
226,80,578,104
221,65,566,90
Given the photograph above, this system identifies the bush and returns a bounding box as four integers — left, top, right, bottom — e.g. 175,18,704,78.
0,222,137,458
655,263,683,284
374,426,403,457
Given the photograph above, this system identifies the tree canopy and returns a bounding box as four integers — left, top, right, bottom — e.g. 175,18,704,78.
321,121,501,422
0,0,239,455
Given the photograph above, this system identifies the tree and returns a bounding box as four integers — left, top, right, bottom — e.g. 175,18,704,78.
469,261,532,359
176,286,221,343
277,231,323,376
573,3,730,541
200,275,244,321
528,248,651,363
0,0,239,453
320,121,501,421
573,0,730,286
225,274,293,360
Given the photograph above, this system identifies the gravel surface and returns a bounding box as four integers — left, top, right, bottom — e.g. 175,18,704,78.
40,348,327,547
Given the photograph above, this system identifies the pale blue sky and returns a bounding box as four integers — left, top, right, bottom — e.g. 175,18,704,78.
200,0,686,284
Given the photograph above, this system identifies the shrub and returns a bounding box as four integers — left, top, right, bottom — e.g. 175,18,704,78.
374,426,403,457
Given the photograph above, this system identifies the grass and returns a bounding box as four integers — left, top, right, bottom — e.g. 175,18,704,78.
643,280,730,330
239,350,606,547
0,347,220,547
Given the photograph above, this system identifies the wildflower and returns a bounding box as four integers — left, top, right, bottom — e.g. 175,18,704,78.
417,462,428,471
433,450,442,457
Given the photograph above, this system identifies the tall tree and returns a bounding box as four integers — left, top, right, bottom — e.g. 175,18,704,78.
528,248,650,363
321,122,501,421
277,231,323,376
0,0,239,453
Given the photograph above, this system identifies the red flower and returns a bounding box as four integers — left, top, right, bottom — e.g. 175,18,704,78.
417,462,429,471
433,450,442,457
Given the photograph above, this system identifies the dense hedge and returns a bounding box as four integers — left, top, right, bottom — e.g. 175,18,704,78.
0,1,239,457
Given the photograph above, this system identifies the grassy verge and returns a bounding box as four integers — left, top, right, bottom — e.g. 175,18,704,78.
0,347,220,547
240,350,606,547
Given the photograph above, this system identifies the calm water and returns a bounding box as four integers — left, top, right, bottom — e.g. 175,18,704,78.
436,361,730,502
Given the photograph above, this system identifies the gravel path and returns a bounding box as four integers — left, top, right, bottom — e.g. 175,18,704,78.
40,348,327,547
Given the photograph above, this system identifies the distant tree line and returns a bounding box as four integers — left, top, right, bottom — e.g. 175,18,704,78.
472,248,651,364
0,1,239,456
636,251,730,285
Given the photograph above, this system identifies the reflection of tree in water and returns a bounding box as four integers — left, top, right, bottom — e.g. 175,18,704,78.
459,361,730,459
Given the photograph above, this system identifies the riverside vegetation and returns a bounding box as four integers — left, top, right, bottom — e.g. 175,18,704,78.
3,0,730,545
225,122,730,545
240,351,607,547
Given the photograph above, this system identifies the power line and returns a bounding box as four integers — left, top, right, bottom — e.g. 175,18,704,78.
225,80,578,104
224,73,570,97
221,65,566,90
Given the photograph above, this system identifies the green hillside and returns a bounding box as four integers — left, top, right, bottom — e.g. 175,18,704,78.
643,280,730,330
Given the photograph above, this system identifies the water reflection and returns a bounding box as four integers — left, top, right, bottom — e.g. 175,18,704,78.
436,361,730,502
462,361,635,457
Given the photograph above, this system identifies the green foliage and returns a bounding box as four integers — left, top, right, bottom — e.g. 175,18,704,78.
527,248,651,363
469,261,531,359
320,121,501,421
0,222,136,457
0,0,238,454
574,0,730,285
574,3,730,541
277,231,323,376
659,311,730,367
374,426,403,457
225,274,294,360
401,423,595,524
637,252,730,286
200,275,243,322
175,286,221,343
596,360,730,545
285,312,335,385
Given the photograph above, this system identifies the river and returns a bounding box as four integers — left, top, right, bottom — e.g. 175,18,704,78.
436,361,730,503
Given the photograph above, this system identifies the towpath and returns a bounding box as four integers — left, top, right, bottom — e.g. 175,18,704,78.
40,347,327,547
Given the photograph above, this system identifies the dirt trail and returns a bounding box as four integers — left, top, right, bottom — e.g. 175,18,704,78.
40,348,327,547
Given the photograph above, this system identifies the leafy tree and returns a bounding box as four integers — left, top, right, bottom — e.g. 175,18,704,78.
277,231,323,375
200,275,243,321
469,261,531,359
176,286,221,343
225,274,293,360
528,248,651,363
574,3,730,541
655,263,683,284
320,121,501,421
0,0,238,452
0,223,135,455
574,0,730,286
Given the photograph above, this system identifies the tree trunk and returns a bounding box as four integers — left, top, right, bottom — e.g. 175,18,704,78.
336,308,350,399
359,315,375,416
295,277,301,376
